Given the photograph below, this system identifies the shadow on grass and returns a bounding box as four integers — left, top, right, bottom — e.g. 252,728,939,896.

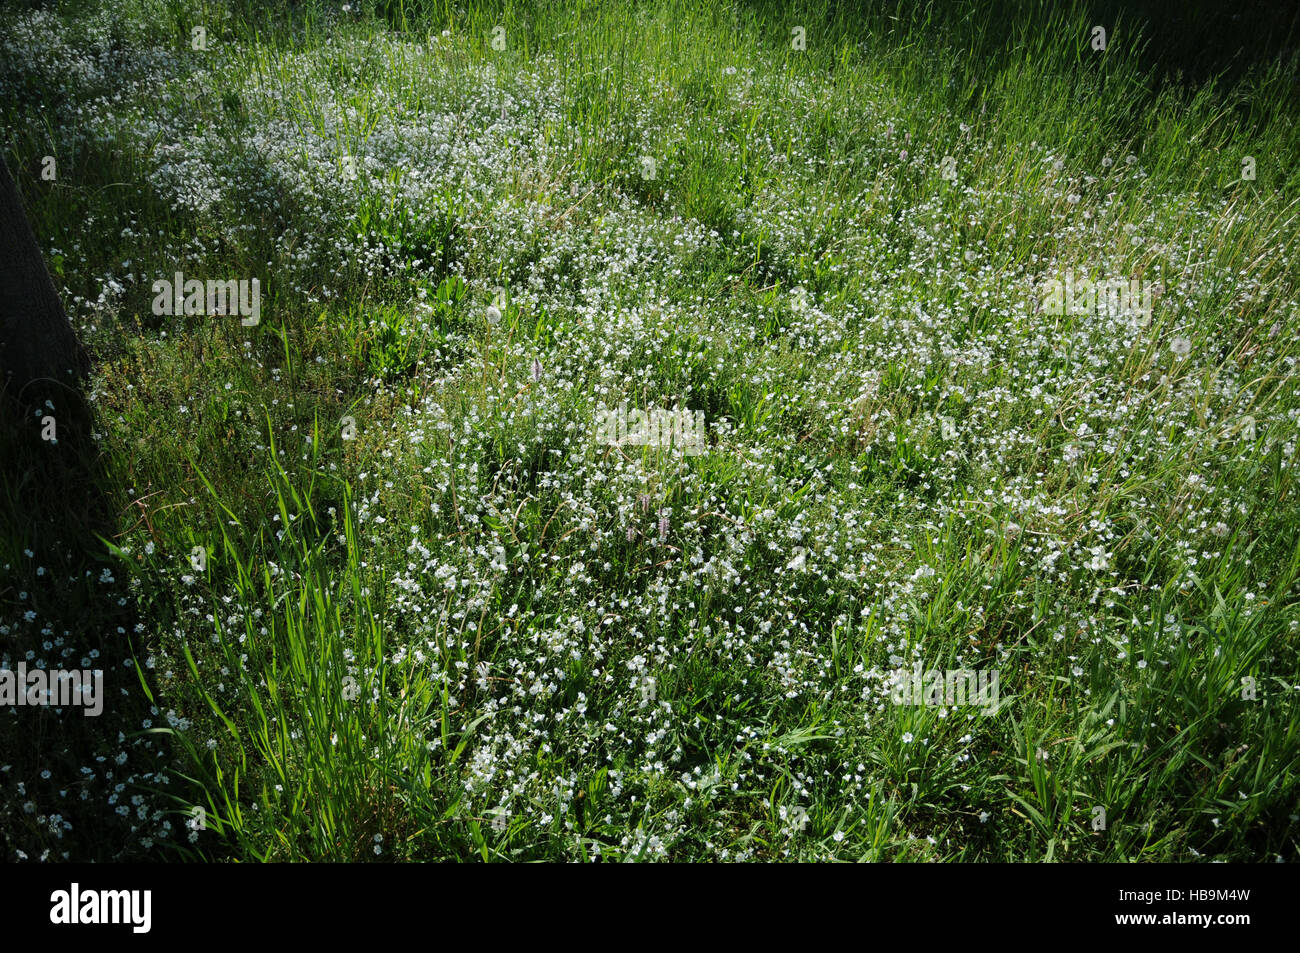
737,0,1300,89
2,127,171,857
0,254,185,861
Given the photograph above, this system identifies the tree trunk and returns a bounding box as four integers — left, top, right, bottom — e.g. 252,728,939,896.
0,152,89,407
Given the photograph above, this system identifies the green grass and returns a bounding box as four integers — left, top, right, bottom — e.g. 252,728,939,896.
2,0,1299,861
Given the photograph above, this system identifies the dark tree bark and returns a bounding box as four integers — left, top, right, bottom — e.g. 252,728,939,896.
0,152,89,407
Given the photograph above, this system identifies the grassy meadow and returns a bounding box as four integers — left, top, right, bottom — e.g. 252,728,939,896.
2,0,1300,861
